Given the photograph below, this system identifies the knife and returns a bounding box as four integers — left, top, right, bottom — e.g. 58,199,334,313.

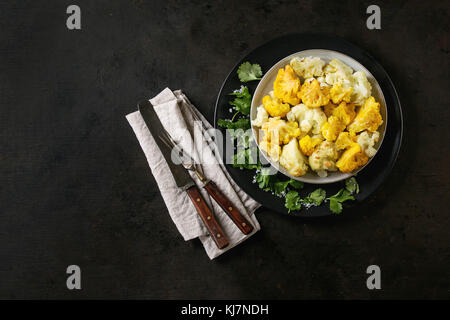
138,100,229,249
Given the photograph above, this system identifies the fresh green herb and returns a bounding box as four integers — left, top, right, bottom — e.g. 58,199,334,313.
237,62,263,82
329,198,343,214
272,180,290,196
285,190,302,213
217,118,250,131
233,147,260,170
229,86,252,115
326,178,359,214
345,177,359,194
303,188,326,206
288,179,304,190
255,168,272,191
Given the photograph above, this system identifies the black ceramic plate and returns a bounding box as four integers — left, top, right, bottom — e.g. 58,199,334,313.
214,34,403,217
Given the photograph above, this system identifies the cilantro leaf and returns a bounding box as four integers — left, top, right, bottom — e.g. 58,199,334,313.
229,86,252,115
217,118,250,131
329,198,343,214
345,177,359,194
233,148,260,170
329,188,355,202
285,191,302,213
303,188,326,206
272,180,290,196
288,179,304,190
327,188,355,214
237,62,263,82
255,168,272,191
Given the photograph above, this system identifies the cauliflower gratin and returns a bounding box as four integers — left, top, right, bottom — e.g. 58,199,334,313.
252,57,383,178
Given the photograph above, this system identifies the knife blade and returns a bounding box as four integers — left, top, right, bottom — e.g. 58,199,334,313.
138,100,229,249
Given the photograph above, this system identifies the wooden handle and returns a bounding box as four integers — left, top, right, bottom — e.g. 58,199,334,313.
204,181,254,235
186,186,229,249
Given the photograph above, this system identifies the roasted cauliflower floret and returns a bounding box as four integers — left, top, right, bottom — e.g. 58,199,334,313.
309,141,339,176
357,131,380,157
259,137,281,162
252,105,269,127
273,65,301,105
298,80,330,108
286,104,327,135
290,56,325,78
321,116,346,142
332,101,356,126
330,82,354,104
336,143,369,173
279,139,308,176
324,59,354,86
262,94,290,118
347,96,383,133
324,103,337,117
335,132,355,150
299,135,323,156
351,71,372,105
261,117,301,145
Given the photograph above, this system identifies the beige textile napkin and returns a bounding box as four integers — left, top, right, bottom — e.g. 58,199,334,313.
126,88,261,259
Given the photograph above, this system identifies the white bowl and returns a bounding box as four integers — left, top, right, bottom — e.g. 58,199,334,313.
251,49,387,184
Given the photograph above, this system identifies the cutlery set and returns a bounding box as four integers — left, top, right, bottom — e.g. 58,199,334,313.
138,101,253,249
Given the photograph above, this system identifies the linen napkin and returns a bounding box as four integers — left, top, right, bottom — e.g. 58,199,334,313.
126,88,261,259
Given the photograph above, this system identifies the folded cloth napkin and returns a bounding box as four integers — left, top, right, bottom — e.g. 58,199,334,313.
126,88,260,259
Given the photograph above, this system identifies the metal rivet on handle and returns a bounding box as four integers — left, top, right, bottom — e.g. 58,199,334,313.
207,216,211,220
196,198,200,202
242,222,246,227
217,233,221,238
228,206,232,211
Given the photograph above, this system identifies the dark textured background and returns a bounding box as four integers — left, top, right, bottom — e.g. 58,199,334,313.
0,0,449,299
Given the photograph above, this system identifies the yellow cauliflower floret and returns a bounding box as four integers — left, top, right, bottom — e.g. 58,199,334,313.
262,94,290,118
330,82,354,104
321,116,346,142
273,65,301,105
347,96,383,133
298,80,330,108
261,117,301,145
259,137,281,162
299,135,323,156
336,143,369,173
332,101,356,126
279,139,309,177
335,132,355,150
324,103,337,117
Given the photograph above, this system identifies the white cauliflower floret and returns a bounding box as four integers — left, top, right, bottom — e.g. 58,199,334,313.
357,131,380,157
351,71,372,105
316,76,330,87
290,56,325,78
279,138,308,176
324,59,354,86
286,104,327,135
252,105,269,127
309,141,339,175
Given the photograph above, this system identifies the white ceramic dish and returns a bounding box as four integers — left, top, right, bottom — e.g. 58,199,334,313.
251,49,387,184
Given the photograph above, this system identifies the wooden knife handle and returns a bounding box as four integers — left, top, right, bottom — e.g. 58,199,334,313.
204,181,254,235
186,186,229,249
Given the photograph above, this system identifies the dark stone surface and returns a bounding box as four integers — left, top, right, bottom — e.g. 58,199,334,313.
0,0,448,299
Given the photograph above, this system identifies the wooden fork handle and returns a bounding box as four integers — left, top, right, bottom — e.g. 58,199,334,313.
186,186,229,249
204,181,254,235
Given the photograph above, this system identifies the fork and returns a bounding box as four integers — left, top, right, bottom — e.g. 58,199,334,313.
158,128,254,235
